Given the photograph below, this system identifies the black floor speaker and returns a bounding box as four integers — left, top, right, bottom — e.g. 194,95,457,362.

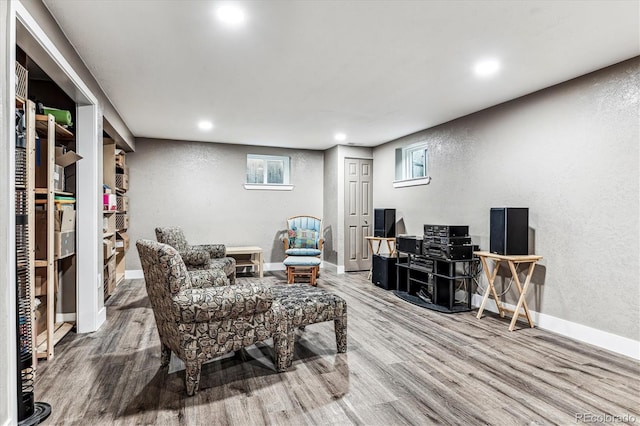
374,208,396,238
372,254,399,290
490,207,529,255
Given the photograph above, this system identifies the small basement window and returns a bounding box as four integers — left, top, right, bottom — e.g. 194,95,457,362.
394,143,431,188
244,154,293,190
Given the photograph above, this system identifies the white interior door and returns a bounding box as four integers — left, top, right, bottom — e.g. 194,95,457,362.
344,158,373,271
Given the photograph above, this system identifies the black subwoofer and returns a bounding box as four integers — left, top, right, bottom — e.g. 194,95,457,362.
372,254,397,290
490,207,529,255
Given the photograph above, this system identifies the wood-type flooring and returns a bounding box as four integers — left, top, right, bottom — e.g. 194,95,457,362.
34,270,640,425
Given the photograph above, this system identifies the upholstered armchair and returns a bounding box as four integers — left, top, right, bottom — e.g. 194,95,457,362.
283,215,324,256
136,239,292,396
155,226,236,284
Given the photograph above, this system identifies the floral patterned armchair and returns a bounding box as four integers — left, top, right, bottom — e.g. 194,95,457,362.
283,215,323,257
136,239,292,396
155,226,236,284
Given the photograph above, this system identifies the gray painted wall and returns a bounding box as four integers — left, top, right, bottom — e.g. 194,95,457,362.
323,146,339,264
372,58,640,340
126,138,324,270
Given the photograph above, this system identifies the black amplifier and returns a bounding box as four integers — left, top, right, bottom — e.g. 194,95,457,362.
397,235,423,255
411,256,433,272
424,224,469,238
426,244,473,260
424,236,472,246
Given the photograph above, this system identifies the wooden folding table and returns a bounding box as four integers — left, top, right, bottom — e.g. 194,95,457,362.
474,251,543,331
365,236,396,279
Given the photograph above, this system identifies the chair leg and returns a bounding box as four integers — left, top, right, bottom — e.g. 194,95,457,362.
160,343,171,367
334,311,348,353
310,266,318,286
184,360,202,396
273,327,295,371
287,266,294,284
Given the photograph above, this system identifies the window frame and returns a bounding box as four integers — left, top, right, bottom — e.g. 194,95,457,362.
394,143,431,188
244,154,293,191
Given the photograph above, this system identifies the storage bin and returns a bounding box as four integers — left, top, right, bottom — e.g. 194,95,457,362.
115,173,129,191
116,213,129,230
116,195,128,212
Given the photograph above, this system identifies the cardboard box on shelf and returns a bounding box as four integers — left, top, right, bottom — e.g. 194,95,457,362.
103,238,115,259
53,164,65,191
55,206,75,232
115,149,126,168
35,142,83,190
55,146,83,168
103,193,116,211
55,230,75,259
105,256,117,293
115,231,129,251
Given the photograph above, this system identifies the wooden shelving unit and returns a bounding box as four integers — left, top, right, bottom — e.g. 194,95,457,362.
103,140,129,297
103,142,117,298
32,110,75,360
114,149,129,287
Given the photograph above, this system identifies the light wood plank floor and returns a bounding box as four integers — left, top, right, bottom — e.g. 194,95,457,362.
35,270,640,425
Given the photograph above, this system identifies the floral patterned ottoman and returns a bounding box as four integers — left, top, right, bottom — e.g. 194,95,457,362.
271,284,347,367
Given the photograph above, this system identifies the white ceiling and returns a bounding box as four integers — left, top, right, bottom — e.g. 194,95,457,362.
43,0,639,150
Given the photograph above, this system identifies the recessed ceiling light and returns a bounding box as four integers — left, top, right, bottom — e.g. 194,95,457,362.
474,59,501,78
334,133,347,142
216,4,246,26
198,120,214,131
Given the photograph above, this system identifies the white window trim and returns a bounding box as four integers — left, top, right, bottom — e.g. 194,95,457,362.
393,176,432,188
394,142,431,187
243,183,294,191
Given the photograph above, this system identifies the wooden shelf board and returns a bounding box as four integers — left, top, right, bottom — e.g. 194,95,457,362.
116,274,125,285
34,187,49,194
54,190,74,196
36,322,74,358
35,114,74,140
103,210,117,214
103,232,115,238
34,260,48,267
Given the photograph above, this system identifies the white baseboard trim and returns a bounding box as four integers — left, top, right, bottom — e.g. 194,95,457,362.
322,260,345,274
125,270,144,279
471,294,640,360
264,262,285,272
56,313,76,323
320,262,338,273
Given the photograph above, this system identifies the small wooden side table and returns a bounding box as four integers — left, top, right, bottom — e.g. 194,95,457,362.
226,246,264,278
474,251,543,331
365,236,396,279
